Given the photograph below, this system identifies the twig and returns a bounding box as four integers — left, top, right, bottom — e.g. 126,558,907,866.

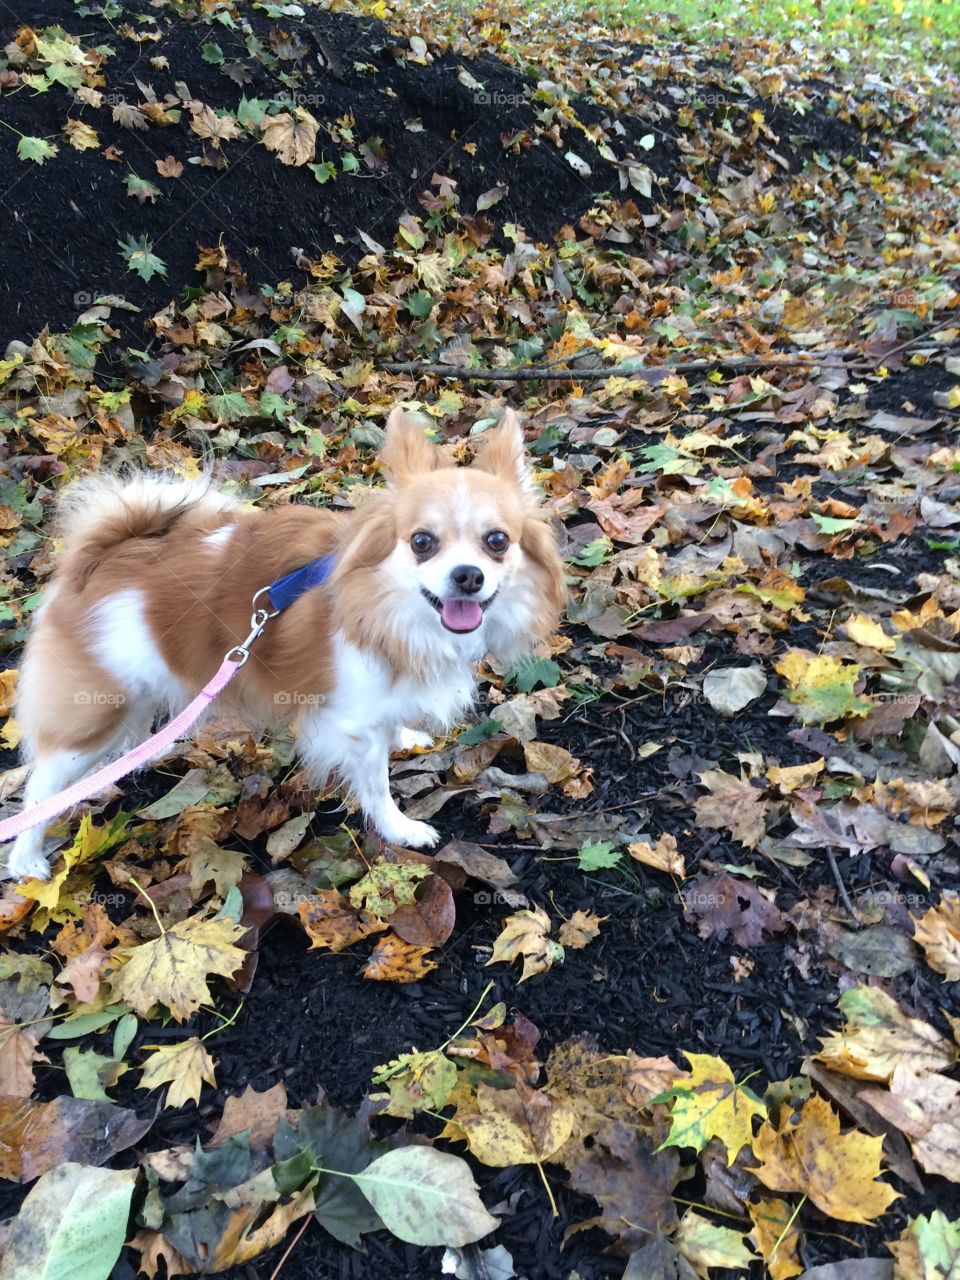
268,1213,311,1280
379,352,863,380
825,848,860,925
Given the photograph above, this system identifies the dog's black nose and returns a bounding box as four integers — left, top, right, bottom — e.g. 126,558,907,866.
451,564,484,595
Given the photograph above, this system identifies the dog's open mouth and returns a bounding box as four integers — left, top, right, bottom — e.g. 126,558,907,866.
422,589,497,633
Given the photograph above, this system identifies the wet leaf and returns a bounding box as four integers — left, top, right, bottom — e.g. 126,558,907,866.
659,1053,766,1163
352,1147,499,1246
139,1038,217,1109
109,914,246,1020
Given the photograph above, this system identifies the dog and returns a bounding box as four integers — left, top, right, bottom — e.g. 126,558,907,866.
5,408,565,881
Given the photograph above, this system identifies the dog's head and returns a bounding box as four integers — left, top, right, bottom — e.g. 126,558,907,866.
335,408,565,668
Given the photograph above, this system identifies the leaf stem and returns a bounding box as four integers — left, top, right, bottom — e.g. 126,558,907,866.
129,876,166,934
439,980,495,1053
770,1194,806,1260
534,1158,558,1217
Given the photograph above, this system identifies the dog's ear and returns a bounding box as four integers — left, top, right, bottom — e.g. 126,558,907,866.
472,408,536,497
380,407,445,481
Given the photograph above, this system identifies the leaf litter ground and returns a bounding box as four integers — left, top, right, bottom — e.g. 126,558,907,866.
1,1,959,1278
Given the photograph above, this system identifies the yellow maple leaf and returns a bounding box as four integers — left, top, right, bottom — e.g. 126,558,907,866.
753,1093,899,1223
766,758,825,792
628,832,685,877
676,1210,757,1278
843,612,897,653
139,1037,216,1109
774,650,871,725
557,910,606,949
815,986,956,1082
748,1197,803,1280
260,108,318,165
110,914,246,1020
659,1053,766,1164
913,894,960,981
362,932,437,983
486,907,564,982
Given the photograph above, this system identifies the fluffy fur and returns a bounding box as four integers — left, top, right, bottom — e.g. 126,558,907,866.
5,409,565,880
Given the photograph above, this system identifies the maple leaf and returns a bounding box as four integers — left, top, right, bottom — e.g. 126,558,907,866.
362,932,437,982
815,986,956,1082
63,119,99,150
189,103,241,145
658,1053,765,1164
261,108,319,165
557,909,606,949
774,650,872,725
683,872,785,948
297,889,386,952
155,154,183,178
843,612,897,653
566,1125,681,1245
628,832,685,877
675,1211,757,1278
862,1064,960,1181
118,234,167,283
208,1082,289,1150
913,893,960,980
694,769,769,849
17,136,58,164
139,1038,217,1109
887,1210,960,1280
487,907,564,982
753,1093,899,1223
748,1196,803,1280
109,914,246,1020
348,859,431,916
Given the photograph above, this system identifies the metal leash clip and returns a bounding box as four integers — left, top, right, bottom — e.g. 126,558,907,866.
224,589,281,667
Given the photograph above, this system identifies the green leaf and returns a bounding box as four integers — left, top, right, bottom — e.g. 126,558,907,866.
406,290,434,318
458,718,503,745
237,95,270,130
811,513,860,535
0,1162,136,1280
124,172,160,204
578,840,621,871
352,1147,499,1247
341,151,360,173
202,41,224,64
570,536,612,567
118,234,167,282
208,391,251,422
63,1046,115,1102
509,655,561,692
17,136,59,165
308,159,337,183
259,390,295,422
45,1005,129,1041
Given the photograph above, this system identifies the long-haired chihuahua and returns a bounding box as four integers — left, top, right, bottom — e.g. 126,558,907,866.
6,409,565,880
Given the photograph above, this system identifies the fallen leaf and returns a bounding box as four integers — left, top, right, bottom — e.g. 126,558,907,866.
207,1082,289,1150
815,986,956,1082
628,832,686,877
684,872,785,947
913,893,960,980
109,914,247,1020
694,769,770,849
887,1209,960,1280
675,1210,757,1278
487,907,564,982
702,665,767,716
0,1096,152,1181
862,1065,960,1181
774,651,871,725
298,889,386,952
753,1093,900,1223
352,1146,499,1246
0,1162,135,1280
659,1053,766,1163
362,932,437,982
459,1082,574,1167
557,910,606,949
261,108,318,165
139,1038,217,1109
748,1196,803,1280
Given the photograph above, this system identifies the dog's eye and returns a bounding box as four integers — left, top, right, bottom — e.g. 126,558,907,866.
485,530,509,555
411,531,437,557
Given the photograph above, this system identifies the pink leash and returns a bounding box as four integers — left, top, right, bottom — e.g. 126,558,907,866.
0,571,300,846
0,656,241,843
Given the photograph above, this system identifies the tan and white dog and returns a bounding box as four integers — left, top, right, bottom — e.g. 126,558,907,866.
6,409,565,880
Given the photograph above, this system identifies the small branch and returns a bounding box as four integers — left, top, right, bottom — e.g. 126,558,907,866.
379,352,862,381
825,849,860,925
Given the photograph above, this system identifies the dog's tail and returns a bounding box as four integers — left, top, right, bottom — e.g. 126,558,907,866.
56,471,243,585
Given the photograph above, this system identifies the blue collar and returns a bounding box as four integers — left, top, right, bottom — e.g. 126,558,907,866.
264,553,335,612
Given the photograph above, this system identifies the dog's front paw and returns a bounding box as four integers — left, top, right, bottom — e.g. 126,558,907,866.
393,727,435,752
5,847,52,882
378,816,440,849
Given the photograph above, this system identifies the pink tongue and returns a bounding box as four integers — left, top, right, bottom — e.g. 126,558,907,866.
441,598,483,632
